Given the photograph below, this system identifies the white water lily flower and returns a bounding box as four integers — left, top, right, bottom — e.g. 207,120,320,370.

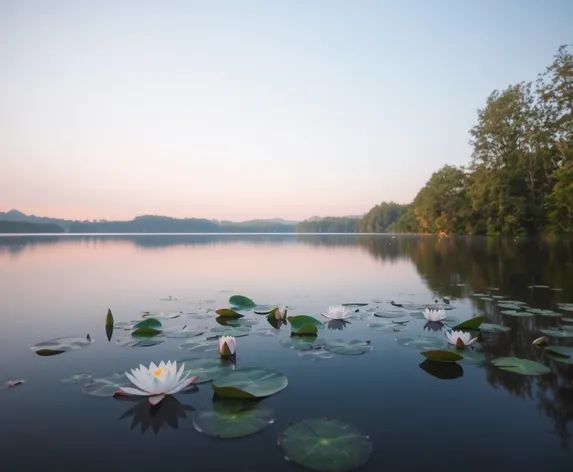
218,335,236,357
424,309,446,322
446,330,477,348
322,305,352,320
117,361,198,406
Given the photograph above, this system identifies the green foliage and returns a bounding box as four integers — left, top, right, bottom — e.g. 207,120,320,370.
295,217,359,233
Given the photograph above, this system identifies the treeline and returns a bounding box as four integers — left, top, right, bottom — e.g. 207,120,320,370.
0,220,65,233
388,44,573,236
295,217,359,233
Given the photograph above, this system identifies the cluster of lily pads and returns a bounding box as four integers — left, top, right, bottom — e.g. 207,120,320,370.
6,288,573,471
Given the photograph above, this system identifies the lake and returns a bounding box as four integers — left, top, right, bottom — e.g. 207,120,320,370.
1,234,573,472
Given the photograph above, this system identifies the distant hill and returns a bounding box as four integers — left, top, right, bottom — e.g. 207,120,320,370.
0,220,65,234
0,210,299,233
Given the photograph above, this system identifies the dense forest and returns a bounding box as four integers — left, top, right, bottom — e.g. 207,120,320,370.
387,44,573,236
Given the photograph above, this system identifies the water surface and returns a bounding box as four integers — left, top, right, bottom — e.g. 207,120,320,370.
1,234,573,471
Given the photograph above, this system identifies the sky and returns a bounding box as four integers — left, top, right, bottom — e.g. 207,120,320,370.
1,0,572,222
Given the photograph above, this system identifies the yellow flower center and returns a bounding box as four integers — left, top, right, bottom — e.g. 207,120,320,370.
153,368,163,377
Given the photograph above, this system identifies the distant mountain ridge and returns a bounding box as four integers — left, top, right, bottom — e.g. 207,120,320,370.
0,209,301,233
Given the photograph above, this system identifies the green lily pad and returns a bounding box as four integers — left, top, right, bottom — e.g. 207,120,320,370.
215,308,244,318
396,336,446,350
253,305,278,314
209,326,252,338
539,328,573,338
472,293,487,297
557,303,573,312
479,297,494,301
105,309,114,327
62,373,92,384
279,336,324,351
180,338,219,353
374,311,408,319
83,373,131,397
419,359,464,380
562,318,573,323
116,336,165,347
288,315,324,335
211,367,288,399
452,316,484,331
229,295,256,309
480,323,511,333
178,358,235,384
141,311,181,320
163,327,206,339
278,419,373,472
420,350,463,362
527,309,561,317
445,346,486,364
224,318,259,327
133,318,162,330
341,302,368,307
491,357,551,376
500,310,533,317
193,399,274,438
504,300,527,305
31,334,94,356
131,327,162,337
323,340,372,355
544,346,573,365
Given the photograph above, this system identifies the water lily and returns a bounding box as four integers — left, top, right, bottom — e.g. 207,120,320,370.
322,305,352,320
272,306,287,320
116,361,198,406
424,309,446,322
219,335,236,357
446,330,477,348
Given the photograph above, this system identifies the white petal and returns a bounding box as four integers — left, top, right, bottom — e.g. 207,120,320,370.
118,386,150,396
167,375,198,394
148,362,158,372
125,371,145,391
148,394,166,405
468,337,478,346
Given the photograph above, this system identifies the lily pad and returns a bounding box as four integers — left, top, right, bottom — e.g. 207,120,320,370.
253,305,278,314
504,300,527,305
215,308,244,318
141,311,181,320
420,350,463,362
374,311,408,320
527,308,561,317
116,336,165,348
254,328,280,336
480,323,511,333
288,315,324,335
323,340,372,356
229,295,256,309
445,347,486,364
209,326,252,338
539,328,573,338
491,357,551,376
133,318,162,330
224,318,259,327
341,302,368,307
180,338,219,353
557,303,573,312
419,360,463,380
500,310,533,317
396,336,446,350
452,316,484,331
497,303,524,310
278,419,373,472
105,309,114,327
31,334,94,356
544,346,573,365
211,367,288,399
562,318,573,323
132,327,162,337
0,379,26,390
193,399,274,438
178,358,235,384
83,373,132,397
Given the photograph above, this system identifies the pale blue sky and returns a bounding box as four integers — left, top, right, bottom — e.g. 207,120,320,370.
1,0,571,221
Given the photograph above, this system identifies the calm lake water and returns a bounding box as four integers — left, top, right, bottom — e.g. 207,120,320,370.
1,234,573,472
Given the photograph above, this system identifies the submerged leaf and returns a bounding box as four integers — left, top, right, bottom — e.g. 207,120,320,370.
193,399,274,439
278,418,373,472
419,360,463,380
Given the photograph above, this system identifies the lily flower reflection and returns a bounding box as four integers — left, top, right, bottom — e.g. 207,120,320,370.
117,395,194,435
327,319,351,331
423,321,445,333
